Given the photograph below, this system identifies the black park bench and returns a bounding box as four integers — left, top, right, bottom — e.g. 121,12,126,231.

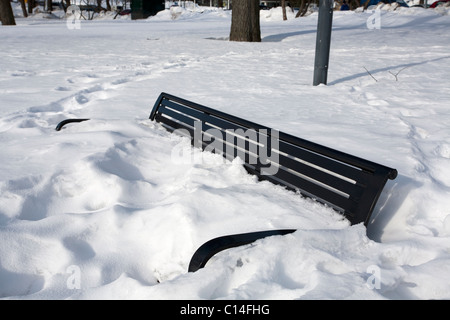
149,93,398,272
56,92,398,273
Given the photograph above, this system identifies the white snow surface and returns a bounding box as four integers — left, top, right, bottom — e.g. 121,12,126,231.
1,5,450,300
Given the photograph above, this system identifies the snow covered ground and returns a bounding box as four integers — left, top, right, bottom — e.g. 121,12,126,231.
1,4,450,300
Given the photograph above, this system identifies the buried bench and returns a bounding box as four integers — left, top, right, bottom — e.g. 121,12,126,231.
55,92,398,273
149,93,398,273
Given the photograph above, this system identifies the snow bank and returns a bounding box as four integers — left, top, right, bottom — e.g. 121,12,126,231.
1,5,450,300
260,7,298,21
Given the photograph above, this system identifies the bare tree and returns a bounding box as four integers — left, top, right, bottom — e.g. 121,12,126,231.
281,0,287,20
61,0,70,12
19,0,27,17
295,0,313,17
349,0,360,10
0,0,16,25
363,0,371,9
27,0,34,14
229,0,260,42
45,0,53,12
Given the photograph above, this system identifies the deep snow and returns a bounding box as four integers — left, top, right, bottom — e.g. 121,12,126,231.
1,3,450,300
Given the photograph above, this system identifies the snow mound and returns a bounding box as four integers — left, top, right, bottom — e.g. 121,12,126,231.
1,7,450,300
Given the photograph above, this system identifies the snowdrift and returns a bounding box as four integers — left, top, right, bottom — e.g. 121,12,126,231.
1,5,450,300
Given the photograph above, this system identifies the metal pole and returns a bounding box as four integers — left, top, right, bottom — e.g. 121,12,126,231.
313,0,334,86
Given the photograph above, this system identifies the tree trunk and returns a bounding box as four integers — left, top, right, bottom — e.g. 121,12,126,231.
349,0,359,10
61,0,70,12
296,0,312,17
0,0,16,25
296,0,304,17
27,0,34,14
45,0,53,12
282,0,287,20
229,0,261,42
19,0,28,17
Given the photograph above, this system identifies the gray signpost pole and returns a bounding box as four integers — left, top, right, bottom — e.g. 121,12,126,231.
313,0,334,86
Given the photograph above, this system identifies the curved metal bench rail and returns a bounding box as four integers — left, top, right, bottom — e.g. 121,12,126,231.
188,229,297,273
55,118,90,131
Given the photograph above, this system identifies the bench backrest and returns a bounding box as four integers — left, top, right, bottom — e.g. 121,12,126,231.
150,92,397,226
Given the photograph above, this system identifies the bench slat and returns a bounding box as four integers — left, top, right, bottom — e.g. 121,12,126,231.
277,140,369,185
276,153,365,200
156,106,198,129
161,98,268,140
161,99,207,123
155,113,194,137
155,93,272,132
259,165,359,213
